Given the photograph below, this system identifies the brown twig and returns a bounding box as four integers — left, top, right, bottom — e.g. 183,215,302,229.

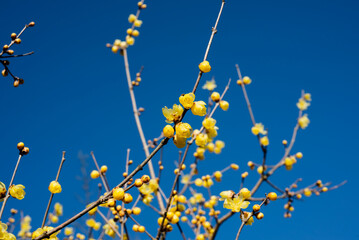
41,152,66,228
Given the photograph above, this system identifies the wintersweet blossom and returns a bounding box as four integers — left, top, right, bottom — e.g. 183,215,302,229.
9,184,25,200
48,181,62,194
162,104,183,123
202,79,216,91
296,98,310,111
298,114,310,129
202,118,216,130
179,93,195,109
175,123,193,139
219,190,250,212
241,211,254,225
191,101,207,116
251,123,267,135
103,219,118,238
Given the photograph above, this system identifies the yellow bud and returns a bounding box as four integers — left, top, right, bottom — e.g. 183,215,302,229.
198,60,211,73
268,192,277,201
211,92,220,102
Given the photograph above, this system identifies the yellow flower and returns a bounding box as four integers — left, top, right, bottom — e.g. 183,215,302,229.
163,125,174,138
198,61,211,73
50,214,58,224
242,76,252,85
191,101,207,116
304,188,312,197
219,100,229,111
86,218,96,228
134,19,142,27
239,188,251,200
179,93,195,109
251,123,267,135
202,118,216,130
54,202,63,216
103,219,118,238
175,123,193,138
207,127,218,139
202,79,216,91
76,233,86,240
296,98,310,111
128,14,136,23
139,179,158,195
241,211,254,225
0,182,6,201
126,35,135,45
173,135,187,148
162,104,183,123
215,140,225,149
9,184,25,200
219,190,250,212
298,114,310,129
304,93,312,101
203,179,213,188
18,215,32,237
260,136,269,146
195,134,208,147
48,181,62,194
64,227,73,236
211,92,220,102
181,174,191,185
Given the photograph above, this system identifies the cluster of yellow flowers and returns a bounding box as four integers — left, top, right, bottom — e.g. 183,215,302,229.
162,79,229,163
17,216,32,238
284,152,303,170
297,93,312,129
111,1,147,53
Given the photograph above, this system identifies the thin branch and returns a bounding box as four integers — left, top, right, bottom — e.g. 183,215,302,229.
0,155,22,220
41,152,66,228
34,138,169,240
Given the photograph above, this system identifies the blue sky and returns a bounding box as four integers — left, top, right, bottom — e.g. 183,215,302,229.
0,0,358,239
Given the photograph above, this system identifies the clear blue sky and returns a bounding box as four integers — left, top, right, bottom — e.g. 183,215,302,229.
1,0,358,239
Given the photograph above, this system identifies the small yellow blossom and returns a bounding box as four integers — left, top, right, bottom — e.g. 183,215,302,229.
207,142,215,152
304,93,312,101
211,92,220,102
76,233,85,240
239,188,251,200
202,118,216,130
260,136,269,146
298,114,310,129
175,123,193,138
198,61,211,73
251,123,267,135
215,140,225,149
173,135,187,148
128,14,137,23
134,19,142,27
103,219,118,238
9,184,25,200
194,178,203,187
163,125,174,138
202,79,217,91
242,76,252,85
50,214,58,224
54,202,63,216
179,93,195,109
219,100,229,111
203,178,214,188
257,166,263,174
207,127,218,139
126,35,135,45
48,181,62,194
64,227,73,236
191,101,207,116
241,211,254,225
162,104,183,123
304,188,312,197
195,133,208,147
297,98,310,111
90,170,100,179
219,190,250,212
